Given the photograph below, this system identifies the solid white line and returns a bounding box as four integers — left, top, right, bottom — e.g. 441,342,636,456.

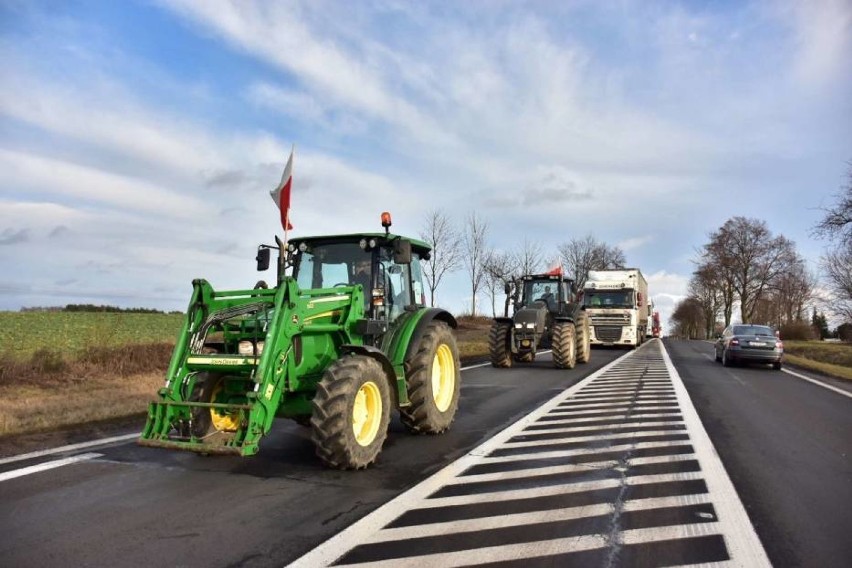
0,433,139,466
0,452,102,482
659,342,771,566
782,368,852,399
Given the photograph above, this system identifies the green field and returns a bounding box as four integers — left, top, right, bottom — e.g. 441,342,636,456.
0,312,184,358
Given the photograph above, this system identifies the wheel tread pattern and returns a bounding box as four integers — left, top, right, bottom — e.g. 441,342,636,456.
310,356,390,470
489,322,513,368
552,322,577,369
400,321,461,435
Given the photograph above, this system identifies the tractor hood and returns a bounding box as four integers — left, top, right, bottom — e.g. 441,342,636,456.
514,305,547,333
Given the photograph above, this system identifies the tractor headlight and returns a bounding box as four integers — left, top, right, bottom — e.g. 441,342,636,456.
525,322,535,329
287,243,296,252
298,242,308,252
514,323,522,329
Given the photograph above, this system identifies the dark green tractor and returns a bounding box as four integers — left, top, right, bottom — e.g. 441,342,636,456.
489,272,591,369
139,214,460,469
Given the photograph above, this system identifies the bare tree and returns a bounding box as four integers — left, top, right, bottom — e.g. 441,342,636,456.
515,238,545,275
689,266,723,338
462,211,490,315
420,209,462,307
813,165,852,323
822,242,852,321
704,217,797,324
670,297,705,339
483,250,520,316
812,162,852,246
557,235,626,290
771,254,816,325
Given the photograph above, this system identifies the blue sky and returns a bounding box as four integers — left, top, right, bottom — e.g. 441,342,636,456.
1,0,850,330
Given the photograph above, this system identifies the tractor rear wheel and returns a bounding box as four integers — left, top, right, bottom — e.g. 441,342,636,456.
310,355,391,469
575,312,591,364
400,320,461,434
552,322,577,369
489,322,513,368
189,373,242,441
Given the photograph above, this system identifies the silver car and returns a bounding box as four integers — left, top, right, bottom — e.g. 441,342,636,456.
714,324,784,370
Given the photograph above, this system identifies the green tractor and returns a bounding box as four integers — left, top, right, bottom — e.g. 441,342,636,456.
138,213,461,469
489,272,591,369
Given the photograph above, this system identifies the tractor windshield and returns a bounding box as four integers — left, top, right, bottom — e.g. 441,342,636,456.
522,280,558,308
294,242,370,290
584,290,634,309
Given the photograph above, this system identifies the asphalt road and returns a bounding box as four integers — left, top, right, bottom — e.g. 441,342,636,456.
1,341,850,567
0,349,624,568
664,338,852,568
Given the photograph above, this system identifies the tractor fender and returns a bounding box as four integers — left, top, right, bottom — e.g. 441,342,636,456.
493,316,513,324
403,308,457,363
554,316,576,324
340,345,399,404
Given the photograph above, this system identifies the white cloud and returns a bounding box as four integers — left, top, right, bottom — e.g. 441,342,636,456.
787,0,852,87
618,236,654,252
1,149,206,218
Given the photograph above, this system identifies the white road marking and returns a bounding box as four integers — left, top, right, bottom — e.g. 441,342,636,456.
0,433,138,466
289,341,770,568
660,343,771,566
782,368,852,399
0,452,102,482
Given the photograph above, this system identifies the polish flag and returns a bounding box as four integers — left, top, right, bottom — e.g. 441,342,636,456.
546,264,563,276
270,146,294,231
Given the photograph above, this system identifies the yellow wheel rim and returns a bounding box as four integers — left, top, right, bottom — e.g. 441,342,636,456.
352,381,382,446
432,344,455,412
209,382,240,432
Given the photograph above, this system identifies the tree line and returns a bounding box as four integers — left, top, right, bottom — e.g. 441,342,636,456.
419,210,626,316
21,304,178,314
670,164,852,340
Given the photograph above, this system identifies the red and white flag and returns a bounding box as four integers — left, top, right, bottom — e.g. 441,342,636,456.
270,145,294,231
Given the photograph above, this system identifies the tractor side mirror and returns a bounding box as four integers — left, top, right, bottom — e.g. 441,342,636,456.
256,247,271,271
393,239,412,264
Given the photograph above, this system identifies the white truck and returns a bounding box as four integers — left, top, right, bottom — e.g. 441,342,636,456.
583,268,649,347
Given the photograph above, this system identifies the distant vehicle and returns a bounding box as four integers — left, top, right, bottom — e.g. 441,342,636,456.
583,268,649,347
714,324,783,370
651,311,662,338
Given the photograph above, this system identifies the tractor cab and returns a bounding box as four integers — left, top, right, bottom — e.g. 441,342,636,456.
517,273,578,317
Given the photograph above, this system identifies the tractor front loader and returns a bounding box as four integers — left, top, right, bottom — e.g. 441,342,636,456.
139,213,461,469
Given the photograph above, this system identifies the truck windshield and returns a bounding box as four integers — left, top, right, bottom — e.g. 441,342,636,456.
584,290,634,308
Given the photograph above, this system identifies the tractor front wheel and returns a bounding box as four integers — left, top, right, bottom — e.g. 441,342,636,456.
552,322,577,369
489,322,513,368
400,320,461,434
575,311,591,364
311,355,391,469
189,373,241,441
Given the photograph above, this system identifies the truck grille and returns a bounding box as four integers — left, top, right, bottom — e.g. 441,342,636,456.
590,313,630,325
595,326,623,343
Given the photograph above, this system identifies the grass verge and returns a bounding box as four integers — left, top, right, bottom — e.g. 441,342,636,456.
0,320,495,438
783,340,852,381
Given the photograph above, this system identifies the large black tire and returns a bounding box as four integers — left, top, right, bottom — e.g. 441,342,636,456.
489,322,513,368
722,349,734,367
310,355,391,469
575,312,591,364
552,322,577,369
189,373,241,441
400,320,461,434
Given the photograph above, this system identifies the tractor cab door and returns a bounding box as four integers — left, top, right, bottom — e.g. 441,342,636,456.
376,246,427,323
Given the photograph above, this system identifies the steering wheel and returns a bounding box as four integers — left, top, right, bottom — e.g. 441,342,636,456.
254,280,268,289
333,282,350,287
